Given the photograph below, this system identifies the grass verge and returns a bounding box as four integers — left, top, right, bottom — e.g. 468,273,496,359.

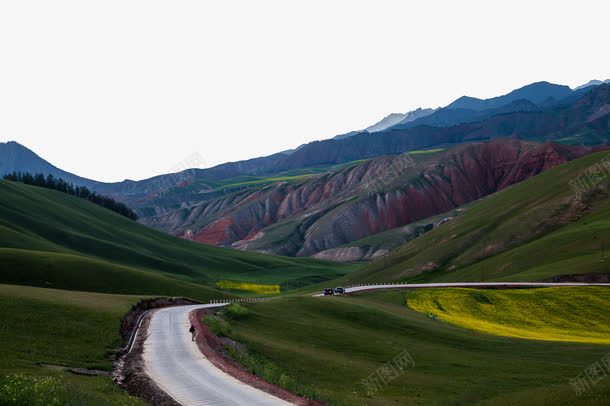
203,304,320,400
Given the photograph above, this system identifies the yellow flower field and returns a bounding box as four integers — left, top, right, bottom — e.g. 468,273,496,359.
216,280,280,294
406,287,610,344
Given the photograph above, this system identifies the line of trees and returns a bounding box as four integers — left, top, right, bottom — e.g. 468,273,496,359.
3,171,138,220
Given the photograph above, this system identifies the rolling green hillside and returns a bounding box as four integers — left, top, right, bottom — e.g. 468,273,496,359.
407,287,610,344
212,290,610,405
0,180,356,299
0,284,144,404
349,150,610,283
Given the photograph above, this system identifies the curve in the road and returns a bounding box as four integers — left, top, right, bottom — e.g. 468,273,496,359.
142,304,291,406
142,282,610,405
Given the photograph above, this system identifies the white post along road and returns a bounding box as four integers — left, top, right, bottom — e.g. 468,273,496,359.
143,282,610,405
142,304,291,406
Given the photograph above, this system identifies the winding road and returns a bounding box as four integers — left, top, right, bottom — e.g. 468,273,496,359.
143,304,291,406
143,282,610,405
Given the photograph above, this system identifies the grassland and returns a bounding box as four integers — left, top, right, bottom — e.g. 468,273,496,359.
0,177,354,402
0,284,145,404
441,198,610,282
407,287,610,344
350,150,610,284
407,148,446,155
201,160,372,191
213,290,610,405
204,174,316,190
0,180,356,298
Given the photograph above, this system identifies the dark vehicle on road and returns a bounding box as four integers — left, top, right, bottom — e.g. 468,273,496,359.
334,287,346,295
323,288,334,296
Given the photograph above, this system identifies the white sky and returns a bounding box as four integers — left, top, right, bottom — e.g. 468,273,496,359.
1,1,609,182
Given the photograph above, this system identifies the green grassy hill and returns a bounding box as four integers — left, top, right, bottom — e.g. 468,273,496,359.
0,284,144,404
407,287,610,344
210,290,610,405
349,150,610,284
0,180,356,299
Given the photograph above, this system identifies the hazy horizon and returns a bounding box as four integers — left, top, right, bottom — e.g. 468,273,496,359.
1,1,609,182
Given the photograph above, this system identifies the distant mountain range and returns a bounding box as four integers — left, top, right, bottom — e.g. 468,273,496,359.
4,80,606,188
336,81,600,139
332,108,436,140
142,139,593,260
445,81,573,111
0,141,103,189
377,81,588,132
363,108,436,133
2,79,609,259
220,82,608,181
574,79,610,91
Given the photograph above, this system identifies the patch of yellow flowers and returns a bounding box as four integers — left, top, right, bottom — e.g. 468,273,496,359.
406,287,610,344
216,280,280,294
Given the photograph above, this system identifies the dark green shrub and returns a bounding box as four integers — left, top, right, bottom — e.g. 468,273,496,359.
224,303,250,320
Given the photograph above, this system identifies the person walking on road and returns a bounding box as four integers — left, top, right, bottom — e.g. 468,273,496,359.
189,323,196,341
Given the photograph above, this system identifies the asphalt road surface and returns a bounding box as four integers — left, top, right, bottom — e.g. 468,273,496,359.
142,304,291,406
